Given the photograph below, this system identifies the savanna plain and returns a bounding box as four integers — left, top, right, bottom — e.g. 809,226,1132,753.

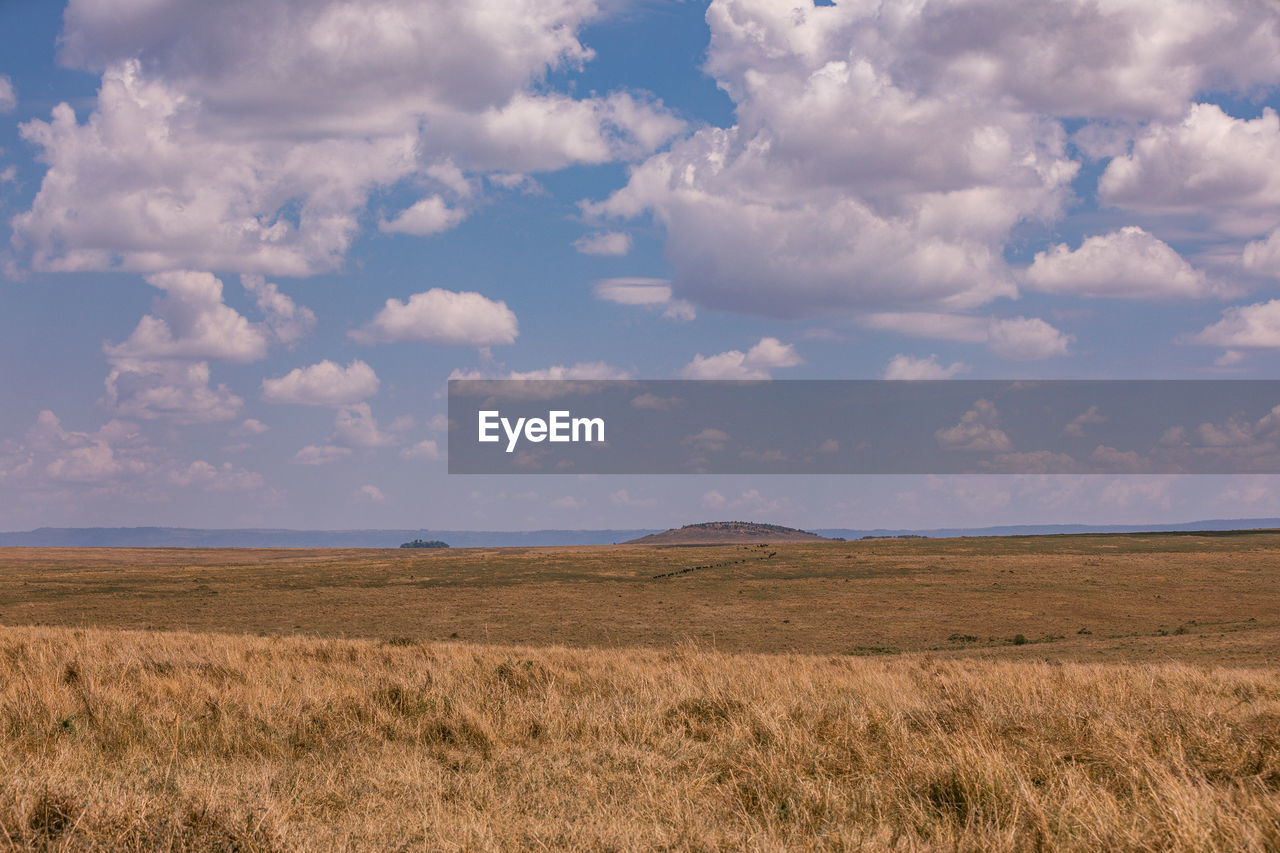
0,532,1278,850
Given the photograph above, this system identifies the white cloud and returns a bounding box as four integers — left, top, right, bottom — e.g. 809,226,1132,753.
935,399,1013,453
449,362,631,381
574,231,632,256
1216,349,1247,367
0,76,14,113
46,442,130,483
685,428,731,452
294,444,353,465
262,359,379,406
1063,406,1108,437
379,195,466,236
9,410,271,498
168,460,263,492
1099,104,1280,231
12,62,411,275
680,337,801,379
631,393,681,411
593,278,670,305
609,489,657,508
584,0,1280,318
232,418,269,437
400,439,441,461
97,272,315,426
333,403,395,447
861,312,1072,360
592,277,696,322
104,359,243,424
1025,227,1225,299
436,91,684,174
23,411,148,485
883,354,970,380
241,274,316,346
105,271,269,364
985,317,1073,360
13,1,681,276
355,484,386,503
1189,299,1280,348
351,288,518,346
586,1,1096,317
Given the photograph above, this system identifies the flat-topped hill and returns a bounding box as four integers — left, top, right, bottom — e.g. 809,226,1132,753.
624,521,831,545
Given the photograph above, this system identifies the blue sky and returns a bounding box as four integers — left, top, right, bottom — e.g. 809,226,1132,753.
6,0,1280,531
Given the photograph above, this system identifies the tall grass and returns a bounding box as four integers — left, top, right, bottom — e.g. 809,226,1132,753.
0,625,1277,850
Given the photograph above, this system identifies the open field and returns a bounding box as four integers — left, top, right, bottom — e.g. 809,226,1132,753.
1,625,1279,851
1,531,1278,662
2,533,1279,849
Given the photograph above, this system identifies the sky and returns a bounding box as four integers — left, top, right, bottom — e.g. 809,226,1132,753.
6,0,1280,531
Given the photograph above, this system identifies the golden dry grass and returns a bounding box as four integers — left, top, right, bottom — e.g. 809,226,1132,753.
1,625,1279,851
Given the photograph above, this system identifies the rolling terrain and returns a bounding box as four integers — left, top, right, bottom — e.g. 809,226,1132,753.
0,531,1277,662
2,532,1279,849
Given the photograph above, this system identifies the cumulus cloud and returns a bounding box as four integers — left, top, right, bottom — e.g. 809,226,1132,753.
41,440,129,483
609,489,657,507
449,361,631,381
0,76,14,113
582,0,1280,318
104,359,243,424
351,288,518,346
592,277,695,322
168,460,263,491
1063,406,1108,437
861,312,1072,360
1099,104,1280,231
1189,299,1280,348
232,418,269,437
12,0,682,275
333,403,395,448
400,440,441,461
685,428,731,453
105,272,269,364
262,359,379,406
379,195,466,236
97,272,316,425
354,484,386,503
241,274,316,346
936,399,1013,453
294,444,353,465
17,409,264,493
437,91,684,174
1024,227,1225,299
1241,227,1280,277
574,231,632,256
680,337,802,379
883,354,970,380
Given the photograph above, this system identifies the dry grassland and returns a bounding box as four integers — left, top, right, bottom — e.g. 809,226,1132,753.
1,533,1278,849
1,626,1278,851
0,532,1277,663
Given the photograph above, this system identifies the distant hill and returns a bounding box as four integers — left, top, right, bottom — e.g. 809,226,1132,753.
624,521,831,545
4,518,1280,548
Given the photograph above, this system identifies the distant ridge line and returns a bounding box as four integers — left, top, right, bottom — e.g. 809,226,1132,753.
2,518,1280,548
